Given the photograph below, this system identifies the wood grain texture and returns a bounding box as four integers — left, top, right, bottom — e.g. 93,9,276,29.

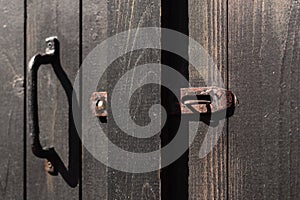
82,0,108,199
228,0,300,199
0,0,24,199
26,0,80,199
106,0,161,199
188,0,228,199
0,0,297,199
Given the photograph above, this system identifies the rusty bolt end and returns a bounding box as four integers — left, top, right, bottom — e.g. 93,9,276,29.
45,160,58,176
233,94,239,107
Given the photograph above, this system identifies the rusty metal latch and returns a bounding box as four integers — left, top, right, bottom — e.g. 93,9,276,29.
91,87,238,123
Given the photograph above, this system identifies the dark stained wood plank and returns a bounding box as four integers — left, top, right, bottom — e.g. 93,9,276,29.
106,0,161,199
82,0,108,199
26,0,80,199
188,0,228,199
81,0,161,199
0,0,24,199
228,0,300,199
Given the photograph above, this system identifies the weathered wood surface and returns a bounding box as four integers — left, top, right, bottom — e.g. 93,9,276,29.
0,0,298,199
0,0,24,199
82,0,108,199
228,0,300,199
106,1,161,199
188,0,228,199
26,0,80,199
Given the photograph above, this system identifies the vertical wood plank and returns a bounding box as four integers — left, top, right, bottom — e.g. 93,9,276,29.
107,0,161,199
81,0,161,199
26,1,80,199
188,0,228,199
228,0,300,199
0,0,24,199
82,0,108,199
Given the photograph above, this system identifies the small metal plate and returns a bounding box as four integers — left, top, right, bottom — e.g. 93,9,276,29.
90,92,108,117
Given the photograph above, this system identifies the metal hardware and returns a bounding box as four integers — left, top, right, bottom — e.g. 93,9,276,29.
180,86,238,115
91,87,238,122
45,160,57,175
90,92,108,117
90,92,108,123
28,36,60,174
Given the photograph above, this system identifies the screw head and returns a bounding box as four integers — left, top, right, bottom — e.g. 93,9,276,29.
96,99,105,110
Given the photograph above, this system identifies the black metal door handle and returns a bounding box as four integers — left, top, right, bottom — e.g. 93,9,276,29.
28,37,60,169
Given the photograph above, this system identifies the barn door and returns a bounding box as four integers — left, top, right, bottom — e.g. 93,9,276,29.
1,0,299,199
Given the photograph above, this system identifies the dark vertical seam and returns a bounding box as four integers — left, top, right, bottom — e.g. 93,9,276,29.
226,0,229,200
186,0,189,196
161,0,189,199
79,0,83,199
23,0,27,199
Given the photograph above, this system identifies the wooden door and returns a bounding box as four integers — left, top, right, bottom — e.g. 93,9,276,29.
0,0,299,199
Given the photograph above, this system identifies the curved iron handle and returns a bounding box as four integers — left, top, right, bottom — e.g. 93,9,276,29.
28,37,60,160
